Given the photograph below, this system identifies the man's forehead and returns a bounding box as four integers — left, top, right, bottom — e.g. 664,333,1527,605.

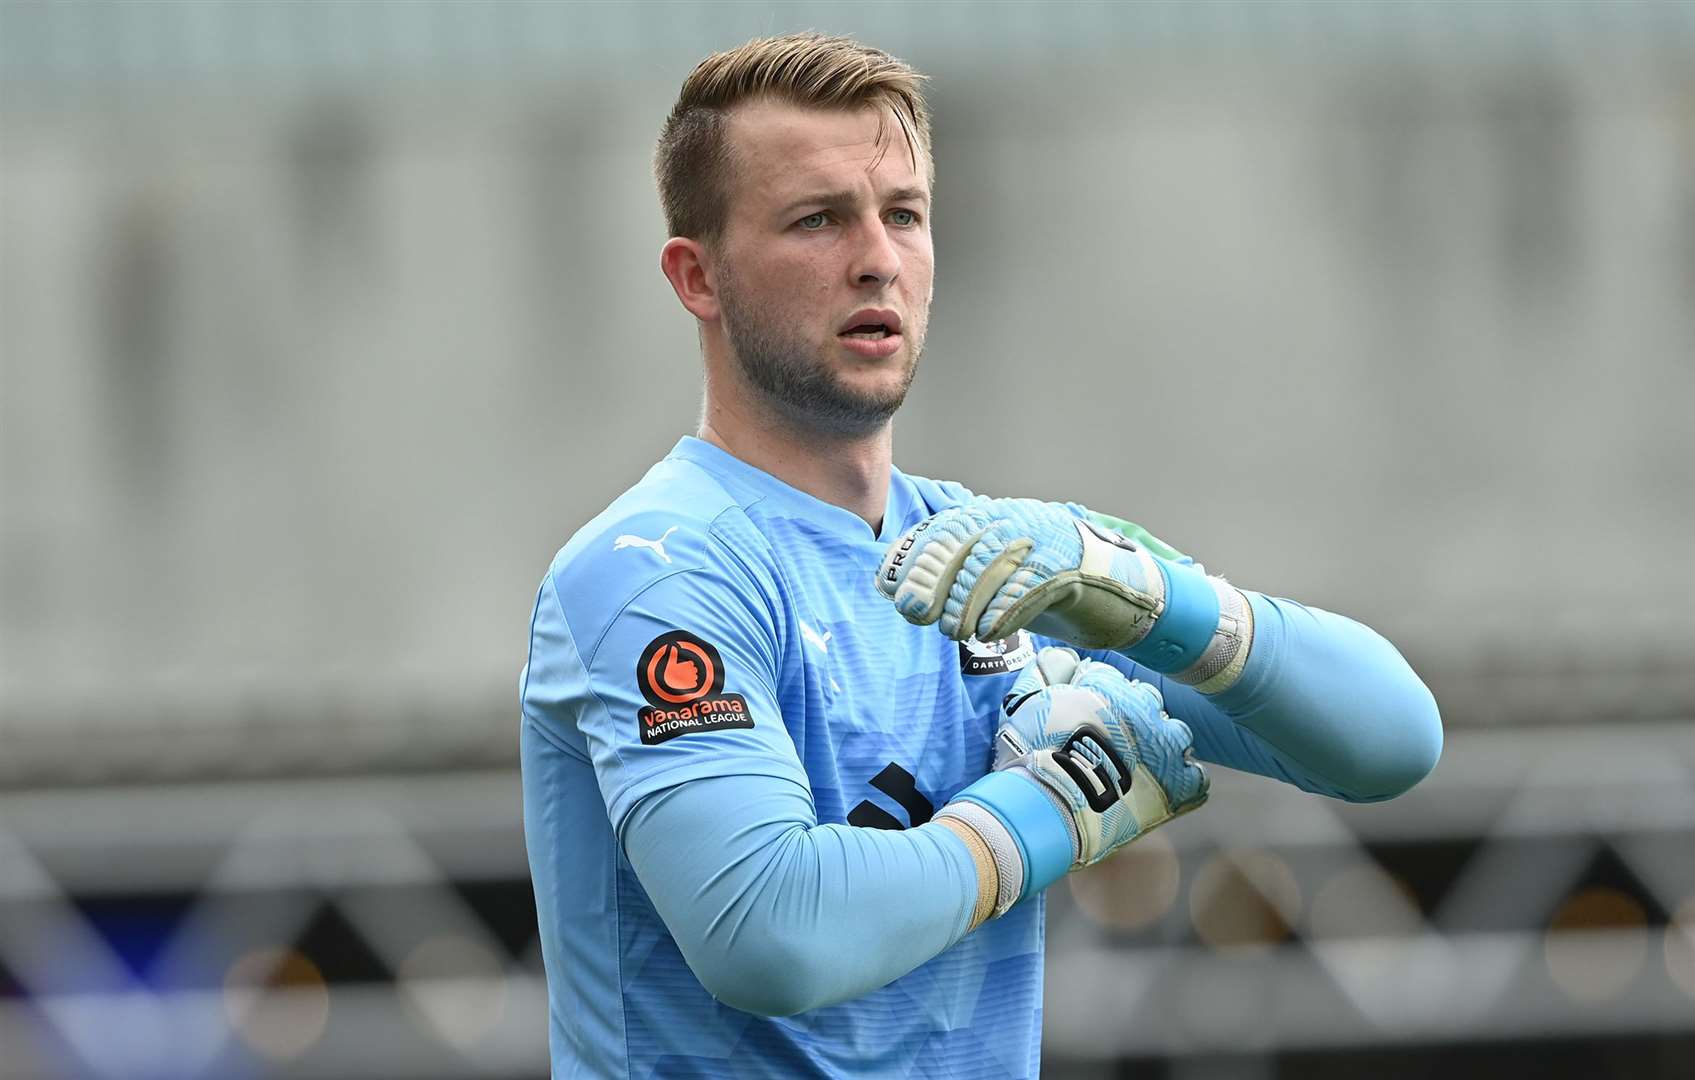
725,99,926,198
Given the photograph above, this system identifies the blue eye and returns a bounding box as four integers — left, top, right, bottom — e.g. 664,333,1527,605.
798,212,829,230
888,208,919,226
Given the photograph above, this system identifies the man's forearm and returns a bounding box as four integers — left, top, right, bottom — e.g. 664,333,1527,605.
1100,589,1442,802
1070,514,1443,799
1184,591,1443,802
873,496,1442,803
877,499,1253,689
621,773,983,1017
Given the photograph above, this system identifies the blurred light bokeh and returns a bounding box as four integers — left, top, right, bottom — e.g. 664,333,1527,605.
3,2,1693,1077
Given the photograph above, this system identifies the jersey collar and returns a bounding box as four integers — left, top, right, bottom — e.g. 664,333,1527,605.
668,436,916,545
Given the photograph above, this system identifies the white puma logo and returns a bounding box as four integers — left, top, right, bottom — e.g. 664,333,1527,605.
800,622,831,654
613,526,678,563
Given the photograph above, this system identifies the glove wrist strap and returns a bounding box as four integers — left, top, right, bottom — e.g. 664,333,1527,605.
1091,523,1253,693
949,770,1076,904
1171,581,1255,694
1121,557,1220,672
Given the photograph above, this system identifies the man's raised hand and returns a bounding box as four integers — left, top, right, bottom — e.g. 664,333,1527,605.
935,647,1210,918
877,498,1254,690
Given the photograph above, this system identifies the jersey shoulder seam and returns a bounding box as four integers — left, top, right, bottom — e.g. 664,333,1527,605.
563,501,775,670
547,502,784,811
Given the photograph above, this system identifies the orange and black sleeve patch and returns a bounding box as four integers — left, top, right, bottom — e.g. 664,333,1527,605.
635,631,753,745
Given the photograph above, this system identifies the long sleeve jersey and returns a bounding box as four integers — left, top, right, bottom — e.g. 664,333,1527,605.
519,436,1441,1078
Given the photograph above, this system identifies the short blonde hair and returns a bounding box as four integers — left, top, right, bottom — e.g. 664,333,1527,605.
655,33,933,245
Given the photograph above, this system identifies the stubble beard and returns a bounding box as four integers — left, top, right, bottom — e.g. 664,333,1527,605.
717,269,924,440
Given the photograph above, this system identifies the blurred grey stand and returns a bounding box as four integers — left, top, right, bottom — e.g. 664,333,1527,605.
4,2,1695,1078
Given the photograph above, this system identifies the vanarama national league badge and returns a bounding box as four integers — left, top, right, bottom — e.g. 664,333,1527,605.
635,630,753,745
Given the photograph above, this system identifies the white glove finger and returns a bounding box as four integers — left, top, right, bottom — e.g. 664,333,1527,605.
1031,646,1081,688
995,652,1073,767
975,559,1050,642
878,513,990,626
1000,646,1082,717
875,518,934,601
1144,712,1209,813
1164,712,1194,745
941,526,1032,640
1175,756,1210,813
973,512,1079,641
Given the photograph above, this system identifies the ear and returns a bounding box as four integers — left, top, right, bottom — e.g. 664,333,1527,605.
660,237,720,323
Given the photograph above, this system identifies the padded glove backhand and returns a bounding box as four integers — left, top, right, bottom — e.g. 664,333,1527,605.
935,646,1210,916
994,648,1210,867
877,499,1253,689
876,498,1165,647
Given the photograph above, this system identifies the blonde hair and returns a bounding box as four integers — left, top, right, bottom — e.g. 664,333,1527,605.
655,33,933,244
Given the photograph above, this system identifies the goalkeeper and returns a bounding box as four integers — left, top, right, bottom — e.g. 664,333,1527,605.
520,33,1442,1079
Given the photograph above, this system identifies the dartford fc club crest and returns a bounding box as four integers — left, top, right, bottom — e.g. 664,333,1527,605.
958,631,1036,676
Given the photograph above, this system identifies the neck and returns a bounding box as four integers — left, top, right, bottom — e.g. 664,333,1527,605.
698,373,893,536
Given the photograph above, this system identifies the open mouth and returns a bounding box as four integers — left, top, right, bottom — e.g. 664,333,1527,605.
837,308,903,344
840,323,894,340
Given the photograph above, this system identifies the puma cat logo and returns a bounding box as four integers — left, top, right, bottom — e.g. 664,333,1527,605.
613,526,678,564
800,622,832,653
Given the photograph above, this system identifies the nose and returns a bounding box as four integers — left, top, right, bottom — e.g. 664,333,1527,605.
850,218,901,288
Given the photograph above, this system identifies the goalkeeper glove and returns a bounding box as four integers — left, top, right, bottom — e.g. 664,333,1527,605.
936,647,1209,920
877,498,1253,693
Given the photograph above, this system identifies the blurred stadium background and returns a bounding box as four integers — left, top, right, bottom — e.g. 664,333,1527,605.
3,1,1694,1077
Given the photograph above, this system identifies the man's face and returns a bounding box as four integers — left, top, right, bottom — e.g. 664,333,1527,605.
711,99,934,437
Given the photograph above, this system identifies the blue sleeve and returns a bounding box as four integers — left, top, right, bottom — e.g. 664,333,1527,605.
1094,593,1442,802
526,513,811,829
527,513,982,1016
621,773,981,1017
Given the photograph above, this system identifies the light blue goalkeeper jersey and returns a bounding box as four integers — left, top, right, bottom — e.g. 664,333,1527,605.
520,435,1442,1078
521,437,1044,1077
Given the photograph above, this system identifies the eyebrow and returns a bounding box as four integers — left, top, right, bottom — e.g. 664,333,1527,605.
778,186,931,217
